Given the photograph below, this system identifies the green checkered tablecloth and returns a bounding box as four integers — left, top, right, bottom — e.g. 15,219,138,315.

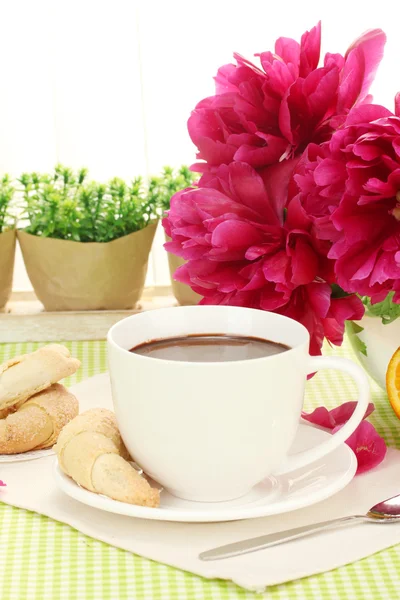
1,339,400,600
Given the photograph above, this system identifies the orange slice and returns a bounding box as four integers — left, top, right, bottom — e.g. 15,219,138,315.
386,347,400,418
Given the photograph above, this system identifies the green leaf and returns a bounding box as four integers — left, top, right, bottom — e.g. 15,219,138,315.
362,292,400,325
331,283,351,299
0,174,15,232
351,321,364,335
346,321,368,356
153,165,198,213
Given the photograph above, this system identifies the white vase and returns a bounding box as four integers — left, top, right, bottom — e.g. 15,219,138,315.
347,315,400,390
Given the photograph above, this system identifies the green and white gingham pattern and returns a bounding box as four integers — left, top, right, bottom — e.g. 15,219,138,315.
0,338,399,600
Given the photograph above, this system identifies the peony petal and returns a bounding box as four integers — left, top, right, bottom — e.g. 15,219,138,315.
259,53,297,96
261,158,300,222
233,138,288,168
322,317,347,346
190,187,261,221
245,243,274,261
370,252,400,286
288,236,318,285
195,136,236,167
305,65,340,118
338,420,387,474
330,401,375,427
302,401,375,432
262,250,290,284
328,295,365,329
259,285,289,310
396,92,400,118
0,480,6,487
313,158,346,186
187,108,237,166
162,215,172,238
352,142,382,161
324,52,345,71
275,36,301,71
278,91,294,144
240,264,266,291
344,103,393,126
285,194,311,230
302,406,336,429
215,63,241,94
227,162,279,224
211,220,263,252
306,282,332,318
337,46,365,113
344,29,386,105
277,286,326,355
299,22,321,77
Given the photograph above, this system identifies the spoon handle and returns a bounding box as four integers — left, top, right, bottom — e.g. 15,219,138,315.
199,515,365,561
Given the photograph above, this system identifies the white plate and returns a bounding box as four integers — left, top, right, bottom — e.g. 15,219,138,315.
0,448,54,463
54,423,357,523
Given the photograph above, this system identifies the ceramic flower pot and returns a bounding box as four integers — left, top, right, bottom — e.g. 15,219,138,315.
18,222,157,311
165,235,200,306
0,230,16,311
346,315,400,390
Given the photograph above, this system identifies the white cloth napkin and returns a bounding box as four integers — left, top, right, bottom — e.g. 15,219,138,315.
1,373,400,593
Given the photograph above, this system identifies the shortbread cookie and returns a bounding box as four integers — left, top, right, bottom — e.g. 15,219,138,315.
0,383,79,454
0,344,80,412
55,408,160,507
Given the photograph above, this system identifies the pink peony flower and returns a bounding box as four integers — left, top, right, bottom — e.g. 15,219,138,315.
302,401,386,474
188,24,386,173
163,162,364,354
294,101,400,302
0,480,6,487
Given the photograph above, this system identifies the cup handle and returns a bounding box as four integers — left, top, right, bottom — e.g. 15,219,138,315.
273,355,370,475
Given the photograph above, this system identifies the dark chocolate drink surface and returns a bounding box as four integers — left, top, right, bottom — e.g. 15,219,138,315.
130,334,290,362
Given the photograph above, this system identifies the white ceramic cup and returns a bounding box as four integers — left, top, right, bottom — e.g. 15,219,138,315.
107,306,370,503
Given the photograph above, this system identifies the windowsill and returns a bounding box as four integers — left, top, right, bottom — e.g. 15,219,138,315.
0,287,178,343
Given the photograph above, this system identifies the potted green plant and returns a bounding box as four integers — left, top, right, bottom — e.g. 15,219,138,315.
0,175,16,311
17,165,157,311
153,166,200,305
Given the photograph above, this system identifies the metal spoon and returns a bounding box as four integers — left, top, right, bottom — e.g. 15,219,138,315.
199,493,400,561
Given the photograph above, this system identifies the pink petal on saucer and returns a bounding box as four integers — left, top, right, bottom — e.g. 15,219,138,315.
302,406,336,429
334,420,387,474
329,401,375,427
302,401,375,430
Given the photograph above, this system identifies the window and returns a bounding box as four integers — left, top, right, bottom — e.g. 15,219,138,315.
2,0,398,291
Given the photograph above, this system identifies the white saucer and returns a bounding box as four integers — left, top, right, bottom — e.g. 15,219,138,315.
0,448,54,463
54,423,357,523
